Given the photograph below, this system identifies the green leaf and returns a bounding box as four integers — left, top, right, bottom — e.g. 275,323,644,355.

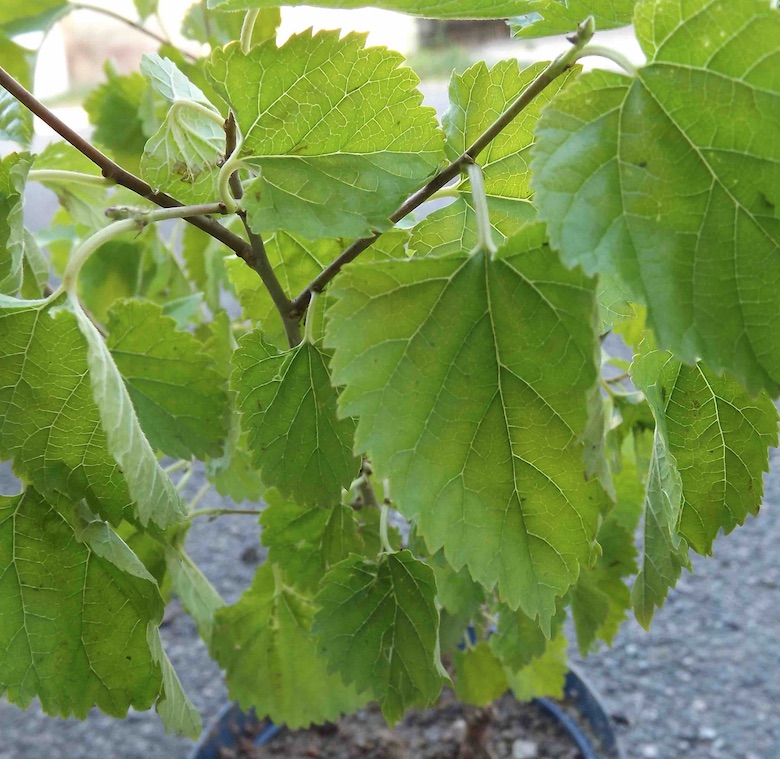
182,4,279,47
225,229,408,349
0,488,197,730
504,633,568,701
570,515,637,654
20,230,49,299
181,221,230,313
412,58,575,258
313,550,448,725
629,426,690,629
0,297,132,524
326,224,606,628
454,643,508,707
532,0,780,395
629,345,778,626
84,63,150,173
72,299,187,529
634,347,778,555
233,332,360,508
207,31,443,239
509,0,637,38
133,0,157,20
106,299,228,459
0,0,68,34
432,552,485,619
490,603,565,673
0,35,34,145
0,152,30,295
140,54,225,205
212,563,367,728
206,0,575,19
165,548,224,644
261,488,363,593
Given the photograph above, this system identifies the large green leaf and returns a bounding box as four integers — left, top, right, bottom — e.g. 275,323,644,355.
490,602,564,673
0,152,30,295
207,0,578,19
260,488,363,593
312,550,448,724
0,488,199,735
211,563,367,728
0,297,132,524
504,633,568,701
140,54,225,205
630,344,778,626
412,60,573,257
106,299,228,459
326,224,606,629
0,35,34,145
532,0,780,395
232,332,359,508
509,0,637,38
206,31,443,239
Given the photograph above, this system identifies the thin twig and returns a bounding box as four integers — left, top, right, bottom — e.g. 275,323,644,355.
288,17,596,318
0,67,300,340
223,113,301,347
70,2,197,61
188,507,262,519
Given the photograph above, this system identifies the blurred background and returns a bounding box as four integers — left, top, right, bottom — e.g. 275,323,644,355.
1,4,776,759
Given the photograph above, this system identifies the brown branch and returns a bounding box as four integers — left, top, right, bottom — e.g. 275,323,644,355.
288,16,596,319
0,66,302,343
223,113,301,347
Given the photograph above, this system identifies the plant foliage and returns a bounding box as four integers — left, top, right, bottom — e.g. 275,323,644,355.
0,0,777,742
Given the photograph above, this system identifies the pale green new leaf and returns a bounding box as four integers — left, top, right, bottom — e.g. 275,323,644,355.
165,548,224,644
629,428,690,629
140,54,224,205
207,0,578,19
411,60,573,257
211,563,367,728
532,0,780,395
0,152,30,295
71,299,187,528
232,332,359,508
261,488,362,593
454,643,508,707
326,224,606,628
509,0,637,38
207,31,443,239
0,488,197,729
504,633,568,701
312,550,448,724
106,299,228,459
0,35,34,145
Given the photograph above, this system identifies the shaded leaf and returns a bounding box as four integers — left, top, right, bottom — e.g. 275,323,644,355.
454,643,507,707
233,332,359,508
212,563,367,728
313,551,448,724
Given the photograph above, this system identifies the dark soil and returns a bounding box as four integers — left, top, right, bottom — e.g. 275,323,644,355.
220,690,581,759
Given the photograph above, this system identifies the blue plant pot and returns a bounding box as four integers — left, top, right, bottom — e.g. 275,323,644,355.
188,669,622,759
